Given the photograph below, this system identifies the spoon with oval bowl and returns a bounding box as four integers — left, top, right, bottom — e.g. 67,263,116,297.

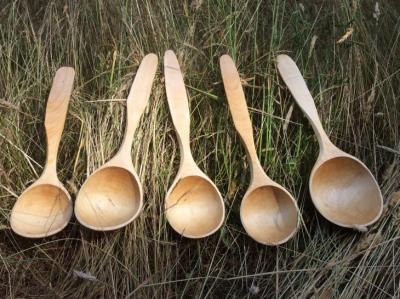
277,54,383,231
164,50,225,238
220,55,300,245
74,53,158,231
10,67,75,238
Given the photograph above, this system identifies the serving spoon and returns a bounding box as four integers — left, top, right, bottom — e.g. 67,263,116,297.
220,55,299,245
10,67,75,238
277,54,383,231
164,50,225,238
74,53,158,231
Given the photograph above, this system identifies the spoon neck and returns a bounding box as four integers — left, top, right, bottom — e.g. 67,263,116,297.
41,159,58,182
315,129,337,154
118,111,139,158
117,137,133,160
249,159,270,187
44,133,62,177
178,136,194,164
179,151,198,175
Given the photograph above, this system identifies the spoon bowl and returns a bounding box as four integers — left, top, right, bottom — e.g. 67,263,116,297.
11,183,72,238
277,54,383,230
10,67,75,238
75,53,158,231
241,185,299,245
165,175,225,238
74,166,141,230
310,155,382,228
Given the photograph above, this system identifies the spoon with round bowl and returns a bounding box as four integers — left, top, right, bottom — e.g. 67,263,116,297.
10,67,75,238
220,55,300,245
163,50,225,238
74,53,158,231
277,54,383,231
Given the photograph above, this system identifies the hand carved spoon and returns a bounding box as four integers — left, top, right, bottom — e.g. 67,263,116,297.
10,67,75,238
220,55,300,245
277,54,383,231
75,54,158,231
164,50,225,238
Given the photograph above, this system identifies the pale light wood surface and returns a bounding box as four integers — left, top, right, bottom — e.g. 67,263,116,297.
164,50,225,238
277,54,383,231
220,55,299,245
10,67,75,238
74,53,158,231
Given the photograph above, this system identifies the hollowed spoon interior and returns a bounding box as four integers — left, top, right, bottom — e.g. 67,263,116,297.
74,53,158,231
10,67,75,238
277,54,383,231
164,50,225,238
220,55,299,245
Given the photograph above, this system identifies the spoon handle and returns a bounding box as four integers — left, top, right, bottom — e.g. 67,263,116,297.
164,50,193,160
276,55,332,150
44,67,75,176
119,53,158,156
219,55,266,180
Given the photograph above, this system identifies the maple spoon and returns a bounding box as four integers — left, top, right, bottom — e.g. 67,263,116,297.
10,67,75,238
277,54,383,231
74,53,158,231
220,55,300,245
164,50,225,238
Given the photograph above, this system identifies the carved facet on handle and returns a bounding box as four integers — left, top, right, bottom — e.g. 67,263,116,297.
44,67,75,178
219,55,266,182
164,50,193,164
119,53,158,157
276,55,333,152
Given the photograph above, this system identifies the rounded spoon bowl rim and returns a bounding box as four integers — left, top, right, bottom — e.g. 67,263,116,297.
309,153,383,229
165,173,225,239
10,182,73,238
240,182,300,245
75,163,143,231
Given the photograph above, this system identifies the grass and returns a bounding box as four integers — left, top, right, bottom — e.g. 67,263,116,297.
0,0,399,297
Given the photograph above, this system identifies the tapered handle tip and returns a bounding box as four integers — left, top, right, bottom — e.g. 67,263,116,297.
164,50,180,68
55,66,75,79
142,53,158,67
276,54,291,64
276,54,299,79
49,67,75,102
219,54,233,65
219,54,240,91
165,49,175,56
163,49,185,95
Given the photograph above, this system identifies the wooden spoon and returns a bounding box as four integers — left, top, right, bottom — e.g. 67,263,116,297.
220,55,300,245
277,54,383,231
74,54,158,231
163,50,225,238
10,67,75,238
